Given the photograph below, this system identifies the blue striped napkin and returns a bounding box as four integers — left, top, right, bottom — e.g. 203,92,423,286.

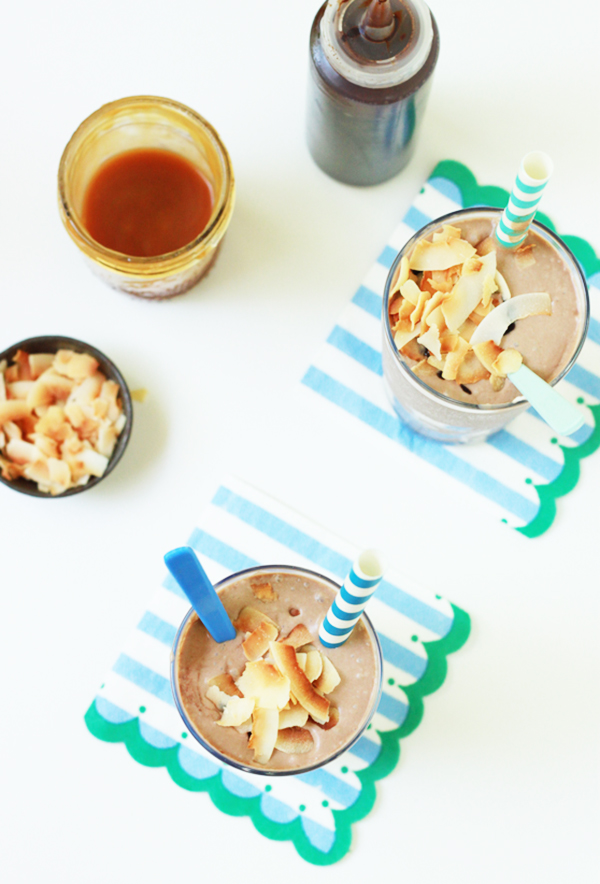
301,160,600,537
85,477,469,865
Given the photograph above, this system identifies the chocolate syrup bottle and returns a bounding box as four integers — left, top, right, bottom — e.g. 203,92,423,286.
307,0,440,186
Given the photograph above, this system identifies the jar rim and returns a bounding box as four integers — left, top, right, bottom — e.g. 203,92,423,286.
57,95,235,276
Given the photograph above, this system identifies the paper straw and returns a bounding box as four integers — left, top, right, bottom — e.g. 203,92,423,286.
319,549,384,648
495,151,553,248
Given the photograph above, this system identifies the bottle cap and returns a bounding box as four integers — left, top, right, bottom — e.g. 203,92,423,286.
320,0,434,89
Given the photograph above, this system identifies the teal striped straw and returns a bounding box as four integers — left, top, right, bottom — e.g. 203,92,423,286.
319,550,384,648
495,151,553,248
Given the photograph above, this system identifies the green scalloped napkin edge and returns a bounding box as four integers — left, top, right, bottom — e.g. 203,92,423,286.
84,603,470,865
430,160,600,537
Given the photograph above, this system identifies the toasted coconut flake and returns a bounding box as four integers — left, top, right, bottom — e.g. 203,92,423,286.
409,289,429,329
78,448,109,478
275,727,314,755
96,422,119,458
47,457,71,490
424,304,446,331
242,621,279,662
515,244,536,268
442,337,471,381
206,685,231,711
432,224,461,242
216,695,256,728
13,351,32,381
0,454,22,480
422,291,447,325
426,354,445,371
28,353,54,380
0,400,31,425
456,351,491,384
251,581,278,601
314,655,341,695
495,270,512,301
5,438,44,466
54,350,99,380
428,268,457,294
315,705,340,731
282,623,313,649
3,421,22,442
399,278,421,306
7,380,34,400
22,459,50,485
439,330,459,355
269,641,330,725
442,252,497,333
278,706,309,729
207,673,243,698
390,255,410,295
248,707,279,764
28,370,75,408
304,650,323,683
394,320,421,351
492,348,523,376
388,296,402,316
233,606,278,634
475,235,496,256
131,387,148,403
469,292,552,347
410,236,476,272
473,341,504,375
417,325,442,362
236,660,290,709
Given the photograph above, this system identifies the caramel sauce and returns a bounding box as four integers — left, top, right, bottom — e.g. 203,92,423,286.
82,148,213,257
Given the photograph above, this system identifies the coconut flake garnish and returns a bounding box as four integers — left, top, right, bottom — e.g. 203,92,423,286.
409,236,476,272
495,270,512,302
469,292,552,346
441,252,497,333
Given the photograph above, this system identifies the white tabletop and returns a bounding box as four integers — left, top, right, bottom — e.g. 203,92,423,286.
2,2,599,881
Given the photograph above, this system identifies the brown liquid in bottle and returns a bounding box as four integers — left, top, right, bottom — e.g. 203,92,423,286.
307,1,440,186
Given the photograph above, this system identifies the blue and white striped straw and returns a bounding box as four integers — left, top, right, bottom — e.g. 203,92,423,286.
495,151,553,248
319,549,384,648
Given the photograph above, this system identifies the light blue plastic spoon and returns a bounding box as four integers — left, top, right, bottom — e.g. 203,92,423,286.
508,364,584,436
164,547,236,643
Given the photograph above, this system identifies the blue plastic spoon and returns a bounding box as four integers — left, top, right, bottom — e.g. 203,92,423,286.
164,547,236,643
508,364,584,436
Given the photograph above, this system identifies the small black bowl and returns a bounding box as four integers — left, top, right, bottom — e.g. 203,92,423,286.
0,335,133,497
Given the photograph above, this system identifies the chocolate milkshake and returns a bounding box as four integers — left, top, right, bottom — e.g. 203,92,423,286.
171,566,382,774
382,208,589,442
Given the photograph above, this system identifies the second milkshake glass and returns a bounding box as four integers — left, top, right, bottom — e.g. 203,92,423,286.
170,565,383,777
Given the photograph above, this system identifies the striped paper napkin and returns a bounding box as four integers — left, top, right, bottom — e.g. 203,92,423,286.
301,160,600,537
85,477,469,865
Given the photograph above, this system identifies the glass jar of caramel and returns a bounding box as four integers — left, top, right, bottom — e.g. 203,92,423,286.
58,96,235,298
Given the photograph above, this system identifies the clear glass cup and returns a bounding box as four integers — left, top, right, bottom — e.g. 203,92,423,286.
381,208,590,443
170,564,383,777
58,96,235,299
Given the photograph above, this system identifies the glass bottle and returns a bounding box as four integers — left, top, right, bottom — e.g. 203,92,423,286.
307,0,440,186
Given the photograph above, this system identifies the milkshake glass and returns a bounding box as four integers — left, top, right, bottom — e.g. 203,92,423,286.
171,565,383,776
382,208,590,443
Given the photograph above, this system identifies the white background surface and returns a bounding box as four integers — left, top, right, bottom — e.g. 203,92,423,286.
2,1,599,881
